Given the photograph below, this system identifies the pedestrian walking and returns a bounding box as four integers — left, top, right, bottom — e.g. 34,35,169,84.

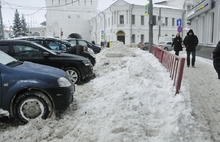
100,41,104,48
172,33,183,56
212,41,220,79
183,29,199,67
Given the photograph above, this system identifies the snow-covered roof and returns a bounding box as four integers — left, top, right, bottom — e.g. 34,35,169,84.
98,0,183,12
98,0,162,11
153,4,184,10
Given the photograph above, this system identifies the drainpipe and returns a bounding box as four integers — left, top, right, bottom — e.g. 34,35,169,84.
97,13,102,45
93,17,98,44
110,5,113,42
130,4,134,47
101,11,106,42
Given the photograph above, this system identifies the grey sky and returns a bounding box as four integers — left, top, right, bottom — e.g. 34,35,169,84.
2,0,160,29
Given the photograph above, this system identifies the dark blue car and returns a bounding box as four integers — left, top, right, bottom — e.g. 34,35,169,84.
0,51,74,123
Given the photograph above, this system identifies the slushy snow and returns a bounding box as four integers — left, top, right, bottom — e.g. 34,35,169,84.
0,41,214,142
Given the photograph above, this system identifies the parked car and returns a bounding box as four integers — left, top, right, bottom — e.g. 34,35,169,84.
0,40,94,84
158,41,173,51
0,50,74,123
66,38,101,53
16,37,96,66
137,42,155,50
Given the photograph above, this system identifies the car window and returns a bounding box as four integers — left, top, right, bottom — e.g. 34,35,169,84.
12,44,43,57
0,44,10,54
167,42,172,45
87,42,93,47
78,40,88,46
68,40,76,46
29,40,43,46
46,41,60,50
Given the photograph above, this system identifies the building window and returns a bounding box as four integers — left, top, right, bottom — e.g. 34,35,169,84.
132,34,135,43
165,17,168,26
108,18,110,26
141,16,144,25
84,0,86,5
132,15,135,24
141,34,144,42
120,15,124,24
172,18,175,26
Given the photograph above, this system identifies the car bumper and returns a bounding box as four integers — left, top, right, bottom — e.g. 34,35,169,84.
80,65,94,81
46,84,74,110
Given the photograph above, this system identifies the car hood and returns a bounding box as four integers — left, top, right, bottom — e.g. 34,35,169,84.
15,61,66,78
56,52,88,60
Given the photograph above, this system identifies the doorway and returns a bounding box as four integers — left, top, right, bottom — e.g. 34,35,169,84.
116,30,125,44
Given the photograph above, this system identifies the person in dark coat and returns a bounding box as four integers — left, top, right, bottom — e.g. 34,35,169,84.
212,41,220,79
67,45,87,56
172,32,182,56
183,29,199,67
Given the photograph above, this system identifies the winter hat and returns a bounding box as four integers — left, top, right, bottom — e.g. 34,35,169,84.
188,29,193,33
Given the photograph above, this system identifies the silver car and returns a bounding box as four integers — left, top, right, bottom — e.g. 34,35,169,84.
158,41,173,51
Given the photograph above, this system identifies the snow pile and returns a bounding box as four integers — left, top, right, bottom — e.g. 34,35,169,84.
0,43,210,142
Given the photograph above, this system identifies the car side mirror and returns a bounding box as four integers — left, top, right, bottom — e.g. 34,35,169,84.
43,52,50,57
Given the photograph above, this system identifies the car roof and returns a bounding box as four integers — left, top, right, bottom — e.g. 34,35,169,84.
0,39,35,43
14,36,59,40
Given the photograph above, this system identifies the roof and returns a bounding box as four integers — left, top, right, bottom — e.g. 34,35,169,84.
98,0,183,12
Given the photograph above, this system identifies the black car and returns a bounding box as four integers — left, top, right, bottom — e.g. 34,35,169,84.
66,38,101,53
0,50,74,123
16,37,96,66
0,40,93,84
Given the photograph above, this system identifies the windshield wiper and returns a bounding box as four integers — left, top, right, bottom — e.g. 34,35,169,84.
5,61,23,66
5,61,17,66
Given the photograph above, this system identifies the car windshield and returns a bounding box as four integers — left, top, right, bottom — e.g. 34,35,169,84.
32,42,57,55
0,50,17,65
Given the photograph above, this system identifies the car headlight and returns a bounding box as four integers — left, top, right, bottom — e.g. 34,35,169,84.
58,77,72,87
82,60,91,66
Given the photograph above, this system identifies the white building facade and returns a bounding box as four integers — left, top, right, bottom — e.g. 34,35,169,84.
45,0,98,40
90,0,185,47
185,0,219,46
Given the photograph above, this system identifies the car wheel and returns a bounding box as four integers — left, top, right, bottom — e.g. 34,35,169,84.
64,67,81,84
164,47,168,51
13,90,53,124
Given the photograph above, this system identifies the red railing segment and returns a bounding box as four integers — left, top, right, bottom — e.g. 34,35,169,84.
151,45,185,94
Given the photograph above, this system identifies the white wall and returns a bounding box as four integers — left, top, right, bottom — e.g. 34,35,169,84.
90,1,184,47
45,0,98,40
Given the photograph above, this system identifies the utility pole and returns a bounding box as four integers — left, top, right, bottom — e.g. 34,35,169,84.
158,8,161,43
149,0,153,53
0,1,4,39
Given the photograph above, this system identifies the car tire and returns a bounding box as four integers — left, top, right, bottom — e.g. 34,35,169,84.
13,90,53,124
64,67,81,84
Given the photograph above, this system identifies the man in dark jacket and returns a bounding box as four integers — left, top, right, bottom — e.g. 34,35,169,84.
183,29,199,67
67,45,87,56
212,41,220,79
172,32,182,56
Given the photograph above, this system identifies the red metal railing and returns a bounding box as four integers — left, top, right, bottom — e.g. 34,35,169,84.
151,45,185,94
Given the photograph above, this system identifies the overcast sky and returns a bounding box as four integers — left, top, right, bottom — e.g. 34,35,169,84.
1,0,161,29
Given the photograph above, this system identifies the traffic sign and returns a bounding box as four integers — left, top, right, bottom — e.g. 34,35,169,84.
144,3,149,16
177,26,182,33
177,19,182,26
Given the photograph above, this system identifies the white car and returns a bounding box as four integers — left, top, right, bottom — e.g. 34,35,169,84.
158,41,173,51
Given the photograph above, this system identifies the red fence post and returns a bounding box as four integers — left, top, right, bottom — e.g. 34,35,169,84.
150,45,185,95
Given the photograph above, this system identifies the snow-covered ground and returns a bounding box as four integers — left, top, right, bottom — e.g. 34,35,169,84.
0,42,218,141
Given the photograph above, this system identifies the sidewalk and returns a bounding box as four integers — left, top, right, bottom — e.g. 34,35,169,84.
179,51,220,141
